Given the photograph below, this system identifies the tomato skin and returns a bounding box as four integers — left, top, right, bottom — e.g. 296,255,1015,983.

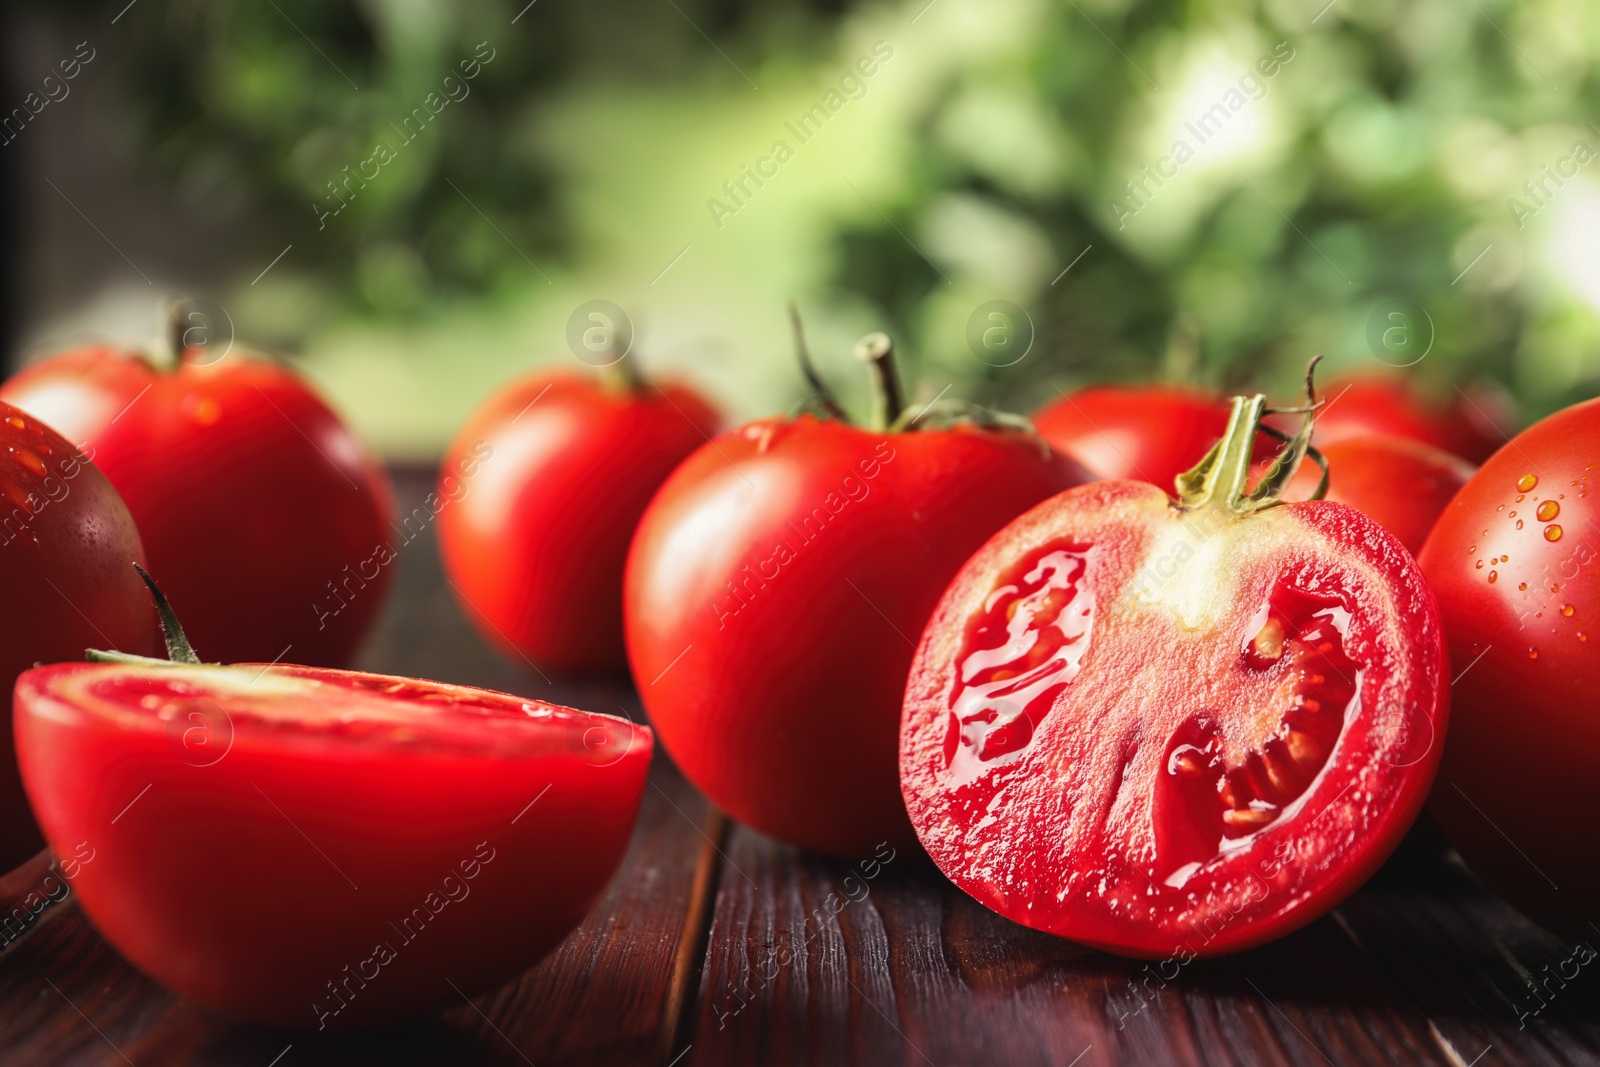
901,482,1448,957
624,416,1091,856
1033,385,1231,490
0,347,395,667
15,661,650,1029
1420,398,1600,933
1264,435,1474,557
438,374,720,674
0,403,156,866
1311,375,1510,464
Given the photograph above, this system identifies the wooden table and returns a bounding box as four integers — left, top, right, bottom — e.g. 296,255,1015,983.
1,470,1595,1066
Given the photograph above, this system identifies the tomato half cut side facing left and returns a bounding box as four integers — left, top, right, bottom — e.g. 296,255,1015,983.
15,570,651,1030
901,378,1448,957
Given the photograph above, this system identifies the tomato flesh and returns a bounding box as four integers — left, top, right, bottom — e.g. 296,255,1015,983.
901,481,1448,957
15,660,650,1029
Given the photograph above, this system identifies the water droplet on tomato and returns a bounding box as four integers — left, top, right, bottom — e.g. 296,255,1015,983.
1518,474,1538,491
1528,648,1539,659
1488,571,1498,583
1545,525,1564,542
1475,559,1484,569
1519,582,1528,591
1537,500,1560,521
4,416,22,430
1580,632,1589,643
1515,520,1524,530
1562,604,1575,617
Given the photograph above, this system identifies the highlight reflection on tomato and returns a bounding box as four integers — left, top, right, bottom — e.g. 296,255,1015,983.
0,333,395,667
14,577,650,1030
0,402,156,867
902,387,1448,957
439,370,720,674
1033,384,1232,489
626,331,1091,856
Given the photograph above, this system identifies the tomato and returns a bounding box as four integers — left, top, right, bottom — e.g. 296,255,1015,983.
438,372,720,674
1,340,395,667
1308,374,1512,464
1420,398,1600,933
14,582,651,1030
0,403,155,867
625,334,1090,856
901,392,1448,957
1033,385,1232,489
1258,435,1473,557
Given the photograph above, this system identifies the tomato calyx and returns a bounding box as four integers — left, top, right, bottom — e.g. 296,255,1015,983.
1176,357,1330,512
85,564,202,667
785,305,1047,447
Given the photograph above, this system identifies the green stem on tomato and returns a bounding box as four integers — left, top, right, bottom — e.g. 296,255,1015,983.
86,564,202,666
789,304,846,421
853,332,903,430
1175,356,1329,513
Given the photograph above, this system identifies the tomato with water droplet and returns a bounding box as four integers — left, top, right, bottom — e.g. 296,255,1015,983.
1420,396,1600,934
0,401,156,866
901,391,1448,956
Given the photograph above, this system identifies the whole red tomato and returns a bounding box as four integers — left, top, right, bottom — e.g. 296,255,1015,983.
1033,385,1231,489
15,586,650,1029
0,402,155,866
625,335,1091,856
1310,374,1512,463
902,393,1448,956
1420,398,1599,933
439,371,719,674
1,341,395,666
1257,434,1473,556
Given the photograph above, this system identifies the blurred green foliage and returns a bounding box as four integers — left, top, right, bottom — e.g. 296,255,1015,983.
29,0,1600,450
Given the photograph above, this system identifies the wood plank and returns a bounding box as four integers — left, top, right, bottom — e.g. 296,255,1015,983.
0,468,717,1066
684,826,1600,1067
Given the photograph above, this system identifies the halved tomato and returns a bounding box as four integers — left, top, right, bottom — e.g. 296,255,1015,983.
15,579,650,1030
901,388,1448,957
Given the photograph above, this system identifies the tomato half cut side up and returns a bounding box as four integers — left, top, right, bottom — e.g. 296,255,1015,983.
14,570,651,1030
901,370,1448,958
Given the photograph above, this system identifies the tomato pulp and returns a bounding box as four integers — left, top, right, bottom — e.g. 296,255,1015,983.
902,393,1448,956
1421,397,1600,933
439,372,720,674
16,652,650,1029
0,403,155,866
1,342,395,666
626,333,1091,856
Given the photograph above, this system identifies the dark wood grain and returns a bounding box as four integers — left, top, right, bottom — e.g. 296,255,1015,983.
681,825,1600,1067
